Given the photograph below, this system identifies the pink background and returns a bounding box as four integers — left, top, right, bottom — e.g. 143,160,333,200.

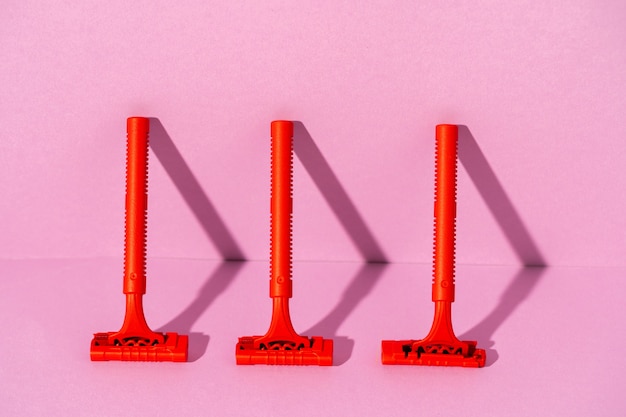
2,1,626,416
2,0,625,266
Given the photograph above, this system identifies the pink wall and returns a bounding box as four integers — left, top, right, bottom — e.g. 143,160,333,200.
2,1,625,266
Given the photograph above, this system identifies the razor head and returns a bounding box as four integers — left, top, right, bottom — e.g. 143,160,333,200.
236,336,333,366
381,339,486,367
90,332,188,362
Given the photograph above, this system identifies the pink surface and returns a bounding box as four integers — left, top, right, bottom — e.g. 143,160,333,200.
2,3,625,414
1,259,624,416
2,1,625,266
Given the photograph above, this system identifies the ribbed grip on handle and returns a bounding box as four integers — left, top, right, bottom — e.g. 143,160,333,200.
123,117,150,295
270,121,294,298
432,124,458,302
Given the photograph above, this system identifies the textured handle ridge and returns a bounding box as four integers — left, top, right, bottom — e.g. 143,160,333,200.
432,124,458,302
123,117,150,295
270,121,294,298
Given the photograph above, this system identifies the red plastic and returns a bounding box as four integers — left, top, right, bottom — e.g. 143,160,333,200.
381,124,486,367
90,117,188,362
236,121,333,365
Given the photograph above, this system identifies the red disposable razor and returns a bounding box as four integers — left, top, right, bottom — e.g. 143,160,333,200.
381,124,486,367
90,117,188,362
236,121,333,365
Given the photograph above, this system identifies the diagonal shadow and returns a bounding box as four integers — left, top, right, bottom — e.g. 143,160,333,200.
457,125,547,366
458,125,545,267
293,122,387,263
459,266,544,366
149,118,246,361
156,261,244,361
304,263,388,365
294,121,389,365
149,118,246,261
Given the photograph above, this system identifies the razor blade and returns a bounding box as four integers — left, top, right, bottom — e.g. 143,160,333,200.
381,340,485,367
236,336,333,366
90,332,188,362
